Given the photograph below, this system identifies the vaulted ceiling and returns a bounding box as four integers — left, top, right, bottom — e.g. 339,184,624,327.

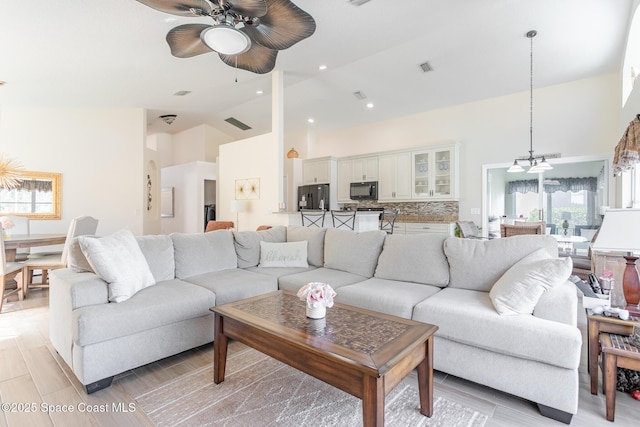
0,0,634,140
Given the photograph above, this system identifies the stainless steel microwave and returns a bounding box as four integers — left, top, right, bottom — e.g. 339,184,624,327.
350,181,378,200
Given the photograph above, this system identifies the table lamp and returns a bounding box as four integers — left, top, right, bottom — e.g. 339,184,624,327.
591,208,640,305
561,212,571,236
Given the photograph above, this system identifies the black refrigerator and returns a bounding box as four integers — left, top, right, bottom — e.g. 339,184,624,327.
298,184,330,211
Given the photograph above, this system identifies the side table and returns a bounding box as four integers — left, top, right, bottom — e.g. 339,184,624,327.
586,309,639,395
600,333,640,421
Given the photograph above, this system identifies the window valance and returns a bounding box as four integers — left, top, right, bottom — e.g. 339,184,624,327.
14,179,52,193
507,177,598,194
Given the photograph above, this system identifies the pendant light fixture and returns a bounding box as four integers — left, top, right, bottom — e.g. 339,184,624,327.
508,30,553,174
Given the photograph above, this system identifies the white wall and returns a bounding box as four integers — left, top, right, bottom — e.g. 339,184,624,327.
0,107,147,235
218,133,281,232
172,124,234,165
289,73,620,223
161,161,217,234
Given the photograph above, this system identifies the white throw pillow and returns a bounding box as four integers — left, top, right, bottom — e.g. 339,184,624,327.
78,229,156,303
259,241,308,268
489,248,572,315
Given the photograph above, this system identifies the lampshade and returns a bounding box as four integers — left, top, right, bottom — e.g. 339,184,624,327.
591,209,640,253
561,212,572,221
286,148,299,159
230,199,248,213
201,24,251,56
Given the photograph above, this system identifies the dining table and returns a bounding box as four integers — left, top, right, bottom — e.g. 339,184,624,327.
3,233,67,262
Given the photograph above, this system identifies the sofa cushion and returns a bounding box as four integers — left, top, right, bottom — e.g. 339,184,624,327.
246,266,318,278
323,228,386,278
490,248,572,315
336,278,441,319
136,235,175,282
185,269,278,306
171,230,237,279
259,241,308,268
78,229,155,303
233,226,287,268
73,279,215,346
412,287,582,370
444,235,558,292
277,267,368,293
286,225,327,267
374,233,449,286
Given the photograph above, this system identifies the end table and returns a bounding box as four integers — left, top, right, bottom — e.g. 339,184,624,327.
600,333,640,421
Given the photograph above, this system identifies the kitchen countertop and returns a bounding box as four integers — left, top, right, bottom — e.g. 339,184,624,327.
396,215,458,223
272,212,457,223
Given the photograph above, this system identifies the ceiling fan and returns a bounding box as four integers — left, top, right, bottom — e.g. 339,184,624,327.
135,0,316,74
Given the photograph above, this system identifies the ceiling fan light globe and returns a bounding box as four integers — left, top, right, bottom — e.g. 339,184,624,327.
201,25,251,56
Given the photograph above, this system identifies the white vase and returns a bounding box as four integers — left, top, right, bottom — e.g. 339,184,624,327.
306,304,326,319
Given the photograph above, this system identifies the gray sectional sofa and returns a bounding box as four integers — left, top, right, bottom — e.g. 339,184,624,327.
49,225,581,423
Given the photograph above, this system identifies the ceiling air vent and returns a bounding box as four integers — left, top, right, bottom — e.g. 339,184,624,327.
225,117,252,131
419,61,433,73
353,91,367,100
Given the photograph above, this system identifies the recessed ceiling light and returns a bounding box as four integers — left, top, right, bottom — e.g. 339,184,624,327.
307,118,315,124
318,65,327,70
366,103,374,109
256,90,263,95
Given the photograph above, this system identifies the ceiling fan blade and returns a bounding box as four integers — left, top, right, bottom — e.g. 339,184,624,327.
135,0,212,17
219,38,277,74
216,0,268,18
166,24,214,58
243,0,316,50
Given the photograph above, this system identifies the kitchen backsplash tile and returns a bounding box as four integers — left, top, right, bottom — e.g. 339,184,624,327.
343,201,458,222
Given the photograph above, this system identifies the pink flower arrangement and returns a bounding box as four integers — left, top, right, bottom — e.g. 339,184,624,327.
1,218,14,230
297,282,336,308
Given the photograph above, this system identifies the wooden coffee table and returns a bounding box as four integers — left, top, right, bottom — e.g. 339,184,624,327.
211,290,438,427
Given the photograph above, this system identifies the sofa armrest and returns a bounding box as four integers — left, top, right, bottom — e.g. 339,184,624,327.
533,280,578,326
51,268,109,309
49,268,109,365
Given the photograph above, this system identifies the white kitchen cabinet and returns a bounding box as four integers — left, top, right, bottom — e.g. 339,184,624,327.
412,144,459,200
378,152,412,201
351,156,379,182
303,157,336,185
337,159,352,202
405,222,455,235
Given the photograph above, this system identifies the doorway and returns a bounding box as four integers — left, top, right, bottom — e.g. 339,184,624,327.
482,155,611,239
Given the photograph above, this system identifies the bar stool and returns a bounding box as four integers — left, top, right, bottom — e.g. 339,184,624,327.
301,210,325,227
331,210,356,230
379,209,400,234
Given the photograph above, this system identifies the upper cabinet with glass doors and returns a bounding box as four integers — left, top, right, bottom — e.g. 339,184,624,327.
412,144,459,200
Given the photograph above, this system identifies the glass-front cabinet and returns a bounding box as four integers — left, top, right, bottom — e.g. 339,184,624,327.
412,145,458,199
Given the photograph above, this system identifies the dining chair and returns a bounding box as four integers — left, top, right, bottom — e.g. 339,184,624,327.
0,231,25,312
500,221,545,238
379,209,400,234
330,210,356,230
205,221,234,232
22,216,98,297
300,210,325,227
0,215,30,261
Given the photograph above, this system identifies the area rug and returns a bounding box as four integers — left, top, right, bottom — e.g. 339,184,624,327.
134,346,488,427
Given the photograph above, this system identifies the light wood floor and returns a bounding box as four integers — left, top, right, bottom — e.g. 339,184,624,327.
0,289,637,426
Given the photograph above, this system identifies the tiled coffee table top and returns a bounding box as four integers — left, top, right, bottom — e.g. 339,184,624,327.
232,292,412,355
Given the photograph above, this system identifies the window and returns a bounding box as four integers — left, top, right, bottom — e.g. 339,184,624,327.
0,171,61,219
